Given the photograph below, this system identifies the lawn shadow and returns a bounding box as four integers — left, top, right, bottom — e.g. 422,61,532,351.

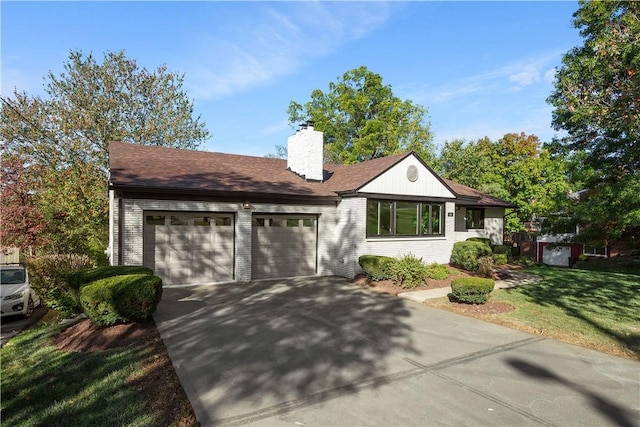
506,358,638,427
504,268,640,357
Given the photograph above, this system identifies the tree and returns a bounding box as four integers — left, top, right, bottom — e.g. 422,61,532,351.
547,1,640,241
439,133,571,233
287,66,435,165
0,155,48,253
1,50,210,260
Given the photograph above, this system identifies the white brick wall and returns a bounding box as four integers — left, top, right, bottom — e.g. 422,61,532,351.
114,197,338,281
112,195,504,282
336,198,458,277
454,207,505,244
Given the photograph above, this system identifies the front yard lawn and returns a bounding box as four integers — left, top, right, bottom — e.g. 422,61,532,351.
425,266,640,360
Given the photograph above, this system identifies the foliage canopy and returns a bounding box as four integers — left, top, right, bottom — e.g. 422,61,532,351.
287,66,435,165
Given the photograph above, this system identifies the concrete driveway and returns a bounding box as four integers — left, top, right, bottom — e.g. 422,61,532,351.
154,276,639,427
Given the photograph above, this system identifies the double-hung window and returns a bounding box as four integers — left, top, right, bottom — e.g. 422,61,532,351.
367,199,444,237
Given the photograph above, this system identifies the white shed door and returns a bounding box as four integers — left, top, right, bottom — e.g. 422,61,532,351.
542,245,571,267
143,212,234,285
251,215,317,280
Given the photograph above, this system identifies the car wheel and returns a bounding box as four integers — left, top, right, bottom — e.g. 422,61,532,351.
24,295,34,318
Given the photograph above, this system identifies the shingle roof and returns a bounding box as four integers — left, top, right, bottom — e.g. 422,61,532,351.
443,178,516,208
109,142,515,207
108,142,337,198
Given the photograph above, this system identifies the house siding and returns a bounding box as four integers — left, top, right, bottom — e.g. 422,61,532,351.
112,194,338,281
336,198,457,277
454,207,504,244
359,156,456,198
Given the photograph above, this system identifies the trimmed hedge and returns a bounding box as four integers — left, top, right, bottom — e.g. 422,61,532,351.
466,237,491,247
359,255,396,281
450,241,492,271
79,274,163,326
67,265,153,291
451,277,495,304
491,244,510,255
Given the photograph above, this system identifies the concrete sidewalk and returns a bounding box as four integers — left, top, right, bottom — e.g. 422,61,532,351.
154,276,639,427
399,269,542,303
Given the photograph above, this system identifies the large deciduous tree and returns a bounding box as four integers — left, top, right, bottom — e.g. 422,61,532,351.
547,1,640,242
287,66,435,165
439,133,571,233
1,50,210,260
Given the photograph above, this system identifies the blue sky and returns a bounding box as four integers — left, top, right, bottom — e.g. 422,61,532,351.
2,1,582,157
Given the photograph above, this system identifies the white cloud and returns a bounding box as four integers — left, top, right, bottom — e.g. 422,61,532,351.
410,51,563,104
185,3,396,101
509,67,541,86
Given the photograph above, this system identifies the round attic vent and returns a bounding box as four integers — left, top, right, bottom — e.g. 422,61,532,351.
407,165,419,182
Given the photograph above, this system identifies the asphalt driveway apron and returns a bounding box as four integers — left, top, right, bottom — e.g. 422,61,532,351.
154,276,640,427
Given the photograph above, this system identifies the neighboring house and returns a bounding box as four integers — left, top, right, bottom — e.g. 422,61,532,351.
514,214,624,267
108,124,515,285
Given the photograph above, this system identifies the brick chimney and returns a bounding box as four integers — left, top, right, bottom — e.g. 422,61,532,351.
287,121,324,182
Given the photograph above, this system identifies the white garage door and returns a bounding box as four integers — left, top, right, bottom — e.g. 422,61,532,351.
143,212,234,285
252,215,317,280
542,245,571,267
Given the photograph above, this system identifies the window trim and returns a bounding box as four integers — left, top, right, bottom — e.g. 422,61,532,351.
366,199,445,238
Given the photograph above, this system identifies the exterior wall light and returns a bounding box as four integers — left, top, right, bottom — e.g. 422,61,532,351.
242,201,252,210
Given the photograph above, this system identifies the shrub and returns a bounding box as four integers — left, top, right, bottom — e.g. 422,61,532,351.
358,255,396,281
79,274,163,326
67,265,153,291
451,277,495,304
425,263,450,280
514,256,537,267
491,244,510,255
492,253,508,266
25,254,94,317
466,237,491,247
450,241,492,271
478,256,495,277
390,253,428,288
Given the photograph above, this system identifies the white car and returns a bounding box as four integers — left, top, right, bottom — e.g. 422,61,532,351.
1,265,41,318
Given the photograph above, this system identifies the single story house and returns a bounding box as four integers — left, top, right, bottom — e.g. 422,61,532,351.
108,123,515,285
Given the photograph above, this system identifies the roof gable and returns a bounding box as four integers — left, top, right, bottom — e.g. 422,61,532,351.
355,154,455,198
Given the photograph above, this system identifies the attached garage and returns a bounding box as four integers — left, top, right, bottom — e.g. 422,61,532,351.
251,215,317,280
143,212,234,285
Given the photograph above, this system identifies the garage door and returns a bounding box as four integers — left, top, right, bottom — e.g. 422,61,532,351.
143,212,234,285
252,215,317,280
542,245,571,267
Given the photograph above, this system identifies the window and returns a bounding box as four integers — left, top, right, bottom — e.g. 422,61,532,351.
252,218,266,227
215,216,232,226
287,219,300,227
465,208,484,229
302,218,314,227
146,215,165,226
367,199,444,237
170,215,189,226
193,217,211,226
584,245,607,256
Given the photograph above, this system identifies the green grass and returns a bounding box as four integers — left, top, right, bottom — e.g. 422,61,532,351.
492,266,640,359
573,255,640,276
0,322,155,427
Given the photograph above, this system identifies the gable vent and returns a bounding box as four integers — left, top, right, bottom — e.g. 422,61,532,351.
407,165,419,182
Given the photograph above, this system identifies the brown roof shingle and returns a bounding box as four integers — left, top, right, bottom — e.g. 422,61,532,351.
109,142,514,207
